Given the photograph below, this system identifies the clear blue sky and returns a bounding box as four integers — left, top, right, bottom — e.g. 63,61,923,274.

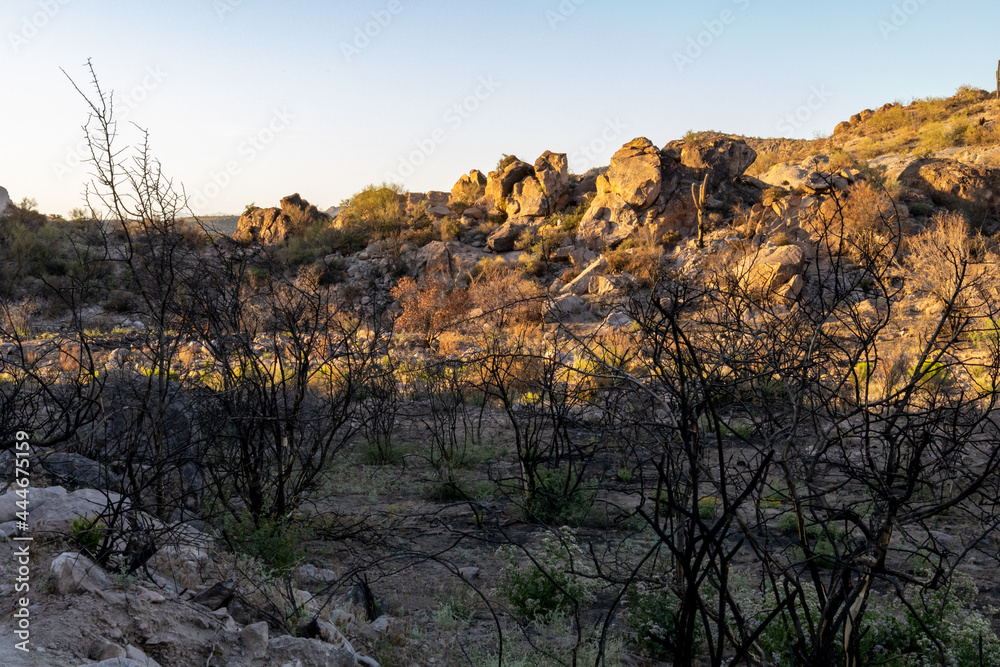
4,0,999,216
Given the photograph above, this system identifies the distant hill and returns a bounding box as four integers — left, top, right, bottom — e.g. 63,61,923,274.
181,215,240,236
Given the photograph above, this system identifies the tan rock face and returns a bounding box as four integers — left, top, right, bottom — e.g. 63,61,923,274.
576,192,640,249
534,151,570,208
235,193,322,244
607,137,663,209
484,159,535,211
736,245,805,299
899,159,999,215
680,136,757,187
487,220,526,252
508,176,549,217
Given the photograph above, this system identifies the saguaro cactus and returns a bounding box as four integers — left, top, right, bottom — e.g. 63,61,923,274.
692,174,709,248
996,59,999,100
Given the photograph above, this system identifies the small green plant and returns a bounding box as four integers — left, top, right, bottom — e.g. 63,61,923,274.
224,515,303,574
777,511,799,535
72,515,104,555
909,358,949,390
524,465,595,526
624,580,687,659
907,201,935,218
496,154,519,172
496,527,596,622
698,496,721,519
770,231,792,247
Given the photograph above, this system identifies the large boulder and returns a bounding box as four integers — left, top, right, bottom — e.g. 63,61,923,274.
260,636,357,667
39,451,122,491
29,488,124,536
487,220,527,252
0,186,10,214
0,485,66,523
607,138,663,209
576,192,640,249
507,176,549,217
235,193,323,244
484,159,535,212
415,241,486,279
535,151,570,210
562,257,609,296
736,245,805,299
679,136,757,187
51,551,113,595
899,158,999,215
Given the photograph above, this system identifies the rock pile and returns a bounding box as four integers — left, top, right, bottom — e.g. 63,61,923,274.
235,193,326,244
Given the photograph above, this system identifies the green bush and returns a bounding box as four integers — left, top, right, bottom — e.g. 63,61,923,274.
907,201,936,218
72,515,104,555
340,182,405,239
525,465,595,526
224,515,303,574
497,527,596,621
624,581,686,659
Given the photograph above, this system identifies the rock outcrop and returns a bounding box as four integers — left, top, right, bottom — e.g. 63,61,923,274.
677,135,758,188
577,135,757,249
483,159,535,213
605,138,664,209
899,158,999,215
0,186,10,214
576,193,639,248
451,169,487,204
736,244,805,300
235,193,324,244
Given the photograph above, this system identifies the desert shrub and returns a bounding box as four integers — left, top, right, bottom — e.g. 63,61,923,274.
452,179,485,207
604,233,663,286
497,528,596,622
866,105,910,133
917,121,962,153
392,277,470,347
496,154,519,172
832,182,898,261
516,253,546,278
770,231,792,247
548,203,588,233
468,262,545,327
284,219,366,264
905,212,994,323
697,496,720,519
340,182,405,239
439,217,462,242
907,201,935,218
762,187,788,208
223,515,304,574
524,465,595,525
624,581,686,659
